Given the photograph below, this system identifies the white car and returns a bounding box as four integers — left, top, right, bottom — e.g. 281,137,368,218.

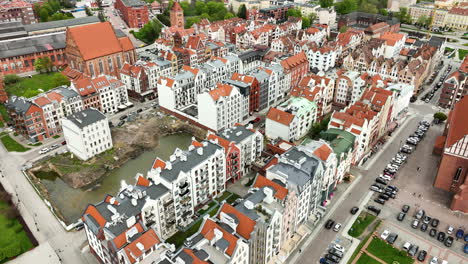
380,230,390,240
379,174,392,181
403,242,411,251
333,223,342,232
50,144,59,150
38,148,49,154
333,244,345,253
430,257,439,264
447,226,454,234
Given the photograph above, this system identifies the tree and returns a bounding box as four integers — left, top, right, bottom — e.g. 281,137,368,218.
339,26,349,33
417,15,429,27
396,7,411,24
85,6,92,16
39,9,49,22
379,8,388,16
51,73,70,87
286,8,302,18
309,13,317,22
133,19,163,44
434,112,447,122
302,17,311,29
319,0,333,8
196,1,208,15
98,10,106,22
335,0,358,14
186,16,201,28
95,0,103,9
237,4,247,19
34,57,53,73
224,12,235,19
359,0,378,14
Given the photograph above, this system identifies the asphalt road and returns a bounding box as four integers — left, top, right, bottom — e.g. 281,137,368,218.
290,103,438,263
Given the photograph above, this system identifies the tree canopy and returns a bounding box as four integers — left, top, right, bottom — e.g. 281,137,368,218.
319,0,334,8
132,19,163,44
434,112,447,122
335,0,358,15
34,0,74,22
237,4,247,19
34,57,53,73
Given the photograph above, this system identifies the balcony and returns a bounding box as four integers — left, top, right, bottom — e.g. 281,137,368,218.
179,182,189,189
179,189,190,197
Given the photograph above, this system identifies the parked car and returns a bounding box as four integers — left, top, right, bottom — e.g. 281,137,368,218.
386,233,398,244
61,140,67,145
333,223,342,232
374,198,385,205
438,231,446,242
370,186,382,193
50,144,59,150
456,229,464,239
421,223,428,232
429,228,437,237
325,219,335,229
447,226,454,235
431,218,440,228
408,245,419,256
402,205,410,213
253,117,261,123
350,207,359,215
118,120,125,126
332,244,345,253
325,254,340,263
464,234,468,242
375,178,388,185
379,194,390,201
328,248,344,258
444,236,453,247
397,212,406,221
38,148,49,154
423,215,431,224
464,243,468,254
119,115,127,120
368,206,381,215
412,219,420,229
415,209,425,219
430,257,439,264
417,250,427,262
403,242,411,251
74,222,85,231
381,230,390,240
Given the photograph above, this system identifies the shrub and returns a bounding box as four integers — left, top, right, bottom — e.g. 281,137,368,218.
3,74,20,85
434,112,447,122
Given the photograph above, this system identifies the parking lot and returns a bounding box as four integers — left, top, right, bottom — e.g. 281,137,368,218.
364,119,468,262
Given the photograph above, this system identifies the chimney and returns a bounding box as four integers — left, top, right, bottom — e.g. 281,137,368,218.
131,199,137,206
197,147,203,155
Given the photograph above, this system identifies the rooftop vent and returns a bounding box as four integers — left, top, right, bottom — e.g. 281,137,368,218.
131,199,137,206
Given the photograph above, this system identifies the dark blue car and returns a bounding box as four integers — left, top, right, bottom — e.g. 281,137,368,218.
457,229,465,239
465,234,468,242
464,243,468,254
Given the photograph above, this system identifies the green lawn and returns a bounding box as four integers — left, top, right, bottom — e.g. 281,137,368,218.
0,104,9,128
459,49,468,60
0,134,30,152
197,201,217,215
215,191,232,202
348,213,376,238
367,237,414,264
463,43,468,47
166,218,203,249
226,193,241,204
28,142,43,147
356,253,381,264
5,73,70,98
0,201,34,262
347,220,382,264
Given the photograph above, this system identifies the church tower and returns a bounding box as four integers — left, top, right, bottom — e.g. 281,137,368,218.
170,1,184,28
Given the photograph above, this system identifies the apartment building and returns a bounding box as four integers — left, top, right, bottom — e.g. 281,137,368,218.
334,71,366,107
6,96,48,142
265,145,325,224
320,128,356,179
82,178,173,264
114,0,149,28
208,125,264,179
439,57,468,109
266,97,317,141
33,94,65,138
62,109,112,160
379,32,406,58
292,74,335,118
197,83,249,132
147,140,226,227
304,45,337,72
280,52,309,89
0,0,35,24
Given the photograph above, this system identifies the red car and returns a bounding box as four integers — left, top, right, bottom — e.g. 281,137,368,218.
253,117,261,123
61,141,67,145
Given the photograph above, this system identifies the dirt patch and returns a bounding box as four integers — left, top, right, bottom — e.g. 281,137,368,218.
29,111,207,189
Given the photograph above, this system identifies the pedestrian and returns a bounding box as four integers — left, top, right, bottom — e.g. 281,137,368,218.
417,167,421,171
299,249,302,253
418,194,421,198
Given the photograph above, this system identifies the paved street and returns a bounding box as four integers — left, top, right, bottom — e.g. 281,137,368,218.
288,102,440,263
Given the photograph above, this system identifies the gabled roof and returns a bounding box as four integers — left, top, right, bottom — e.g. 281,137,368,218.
313,143,333,161
218,203,256,239
200,219,238,256
123,229,160,264
266,107,294,126
67,22,133,61
208,83,234,101
253,175,288,200
446,96,468,147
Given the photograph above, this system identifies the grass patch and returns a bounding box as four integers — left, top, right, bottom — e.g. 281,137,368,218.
208,205,220,217
0,120,3,128
445,47,454,53
459,49,468,60
52,135,60,139
0,201,34,262
197,201,217,215
356,253,381,264
348,212,376,238
0,104,9,123
215,191,232,202
47,148,115,174
5,72,70,98
367,237,414,264
166,218,203,249
0,135,30,152
28,142,43,147
226,193,241,204
347,220,382,264
463,43,468,47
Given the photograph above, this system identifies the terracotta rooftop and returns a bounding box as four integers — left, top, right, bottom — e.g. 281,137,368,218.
218,203,256,239
266,107,294,126
209,83,234,101
123,229,160,263
200,219,238,256
446,96,468,147
253,175,288,200
313,143,333,161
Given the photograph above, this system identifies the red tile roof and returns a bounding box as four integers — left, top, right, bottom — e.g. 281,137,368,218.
266,107,294,126
152,158,166,170
191,140,204,148
34,96,51,106
253,175,288,200
113,223,144,249
209,83,234,101
82,205,106,227
446,96,468,147
280,51,308,71
172,1,182,11
379,32,405,47
449,7,468,15
200,219,238,256
67,22,133,61
136,175,150,187
313,144,332,161
182,249,209,264
218,203,256,239
123,229,160,263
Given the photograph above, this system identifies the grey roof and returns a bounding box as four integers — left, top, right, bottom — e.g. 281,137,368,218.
159,141,223,182
250,68,270,82
65,108,106,129
218,125,254,144
193,249,209,261
0,21,27,40
0,32,65,59
177,250,193,263
214,238,229,252
55,86,80,99
137,183,169,200
114,28,127,38
24,16,100,33
238,49,268,61
174,70,195,81
120,0,146,7
5,97,32,114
